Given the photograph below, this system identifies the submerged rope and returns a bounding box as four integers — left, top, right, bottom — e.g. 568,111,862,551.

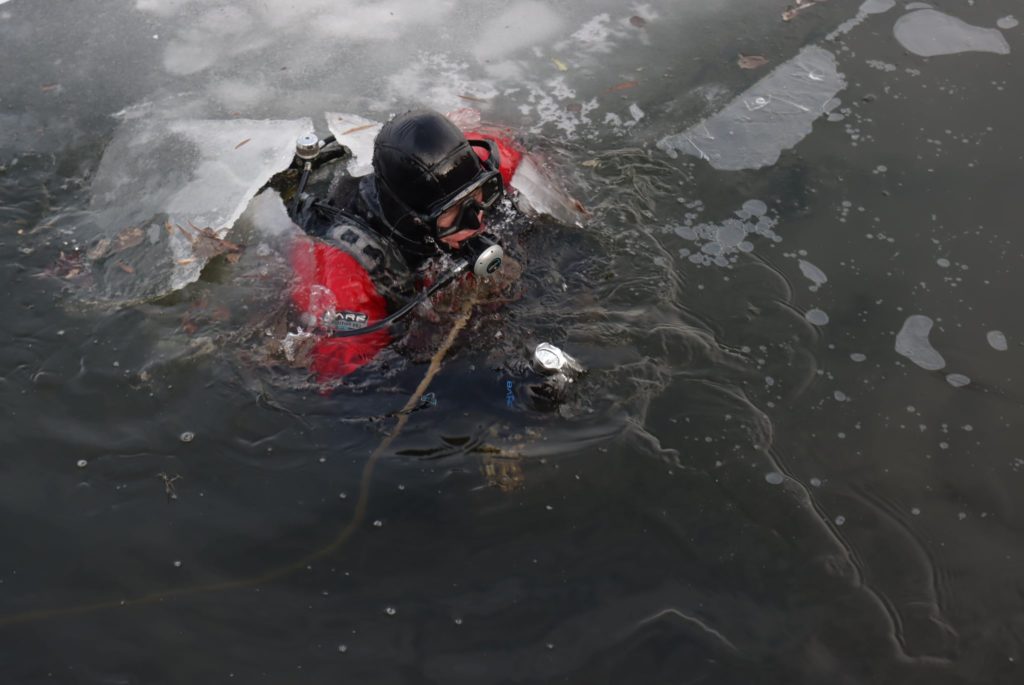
0,295,477,627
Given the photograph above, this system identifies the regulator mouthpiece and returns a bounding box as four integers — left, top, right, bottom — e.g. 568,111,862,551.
295,133,320,162
460,234,504,278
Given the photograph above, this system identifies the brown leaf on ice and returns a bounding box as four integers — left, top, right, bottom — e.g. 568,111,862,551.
189,227,243,262
571,198,591,216
176,258,196,266
737,54,769,69
115,261,135,274
86,238,112,261
341,123,377,135
112,226,145,252
234,138,251,150
606,80,638,93
629,15,647,28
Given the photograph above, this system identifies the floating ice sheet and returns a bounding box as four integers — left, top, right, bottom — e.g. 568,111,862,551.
325,112,382,178
88,116,311,300
894,9,1010,57
895,315,946,370
657,46,845,171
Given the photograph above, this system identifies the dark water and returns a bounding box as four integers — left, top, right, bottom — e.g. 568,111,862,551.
2,0,1023,682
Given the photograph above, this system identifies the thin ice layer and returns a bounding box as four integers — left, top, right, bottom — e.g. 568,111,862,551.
325,112,382,178
894,9,1010,57
657,46,845,170
88,116,311,299
895,315,946,370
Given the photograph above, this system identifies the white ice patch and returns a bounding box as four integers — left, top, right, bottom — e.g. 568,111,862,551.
895,315,946,370
89,116,311,298
945,373,971,388
805,308,830,326
798,259,828,291
325,112,382,178
986,330,1008,351
997,16,1019,30
472,2,565,62
828,0,898,39
672,198,780,267
657,46,845,171
510,155,587,227
385,53,500,116
894,9,1010,57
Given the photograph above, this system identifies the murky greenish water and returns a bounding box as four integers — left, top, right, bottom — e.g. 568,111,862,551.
2,0,1023,682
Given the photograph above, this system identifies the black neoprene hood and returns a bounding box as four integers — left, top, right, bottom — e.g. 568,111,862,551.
372,109,483,221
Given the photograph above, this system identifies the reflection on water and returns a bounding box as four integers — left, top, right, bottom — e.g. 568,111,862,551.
2,0,1024,682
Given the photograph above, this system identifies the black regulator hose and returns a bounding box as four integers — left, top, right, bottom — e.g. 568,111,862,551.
329,260,468,338
329,234,504,338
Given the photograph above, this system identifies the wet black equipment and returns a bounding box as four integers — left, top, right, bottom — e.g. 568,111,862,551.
328,232,503,338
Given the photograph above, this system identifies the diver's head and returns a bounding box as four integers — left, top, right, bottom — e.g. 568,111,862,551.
372,109,503,254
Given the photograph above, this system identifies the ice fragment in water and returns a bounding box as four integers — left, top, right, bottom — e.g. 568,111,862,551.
987,330,1008,351
657,46,846,170
946,373,970,388
799,259,828,290
88,116,312,300
805,308,829,325
895,315,946,370
850,353,866,362
765,472,785,485
860,0,896,14
325,112,382,178
894,9,1010,57
997,16,1019,30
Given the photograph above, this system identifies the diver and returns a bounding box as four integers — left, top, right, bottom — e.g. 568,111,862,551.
279,108,525,382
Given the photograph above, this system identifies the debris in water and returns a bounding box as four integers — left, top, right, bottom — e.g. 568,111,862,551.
40,83,60,93
76,459,88,468
158,472,182,501
606,80,638,93
895,315,945,370
737,54,769,69
234,138,251,150
179,431,195,443
115,261,135,274
551,57,568,71
629,15,647,28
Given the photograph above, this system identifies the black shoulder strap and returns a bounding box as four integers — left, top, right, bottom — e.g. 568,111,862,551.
321,209,415,309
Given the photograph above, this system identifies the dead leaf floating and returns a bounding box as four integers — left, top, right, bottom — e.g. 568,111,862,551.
783,1,816,22
629,15,647,28
737,54,769,70
234,138,251,150
551,57,568,72
606,80,639,93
